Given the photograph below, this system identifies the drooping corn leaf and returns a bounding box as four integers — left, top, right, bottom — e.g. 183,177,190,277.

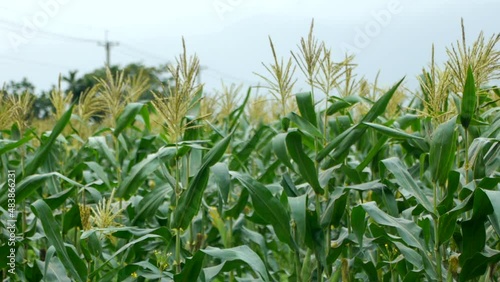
296,91,317,127
363,122,424,140
0,172,82,207
231,172,294,248
201,246,269,281
211,162,231,204
429,117,457,186
326,95,361,115
362,202,426,250
285,131,323,194
172,134,232,230
288,194,307,245
31,200,87,282
272,133,294,171
382,157,434,214
288,112,323,138
23,106,73,178
117,146,176,199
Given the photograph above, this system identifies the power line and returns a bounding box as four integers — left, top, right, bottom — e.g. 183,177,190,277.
0,20,255,85
0,19,166,67
204,67,259,85
0,21,134,68
114,48,140,60
0,54,73,69
121,43,167,62
0,19,99,44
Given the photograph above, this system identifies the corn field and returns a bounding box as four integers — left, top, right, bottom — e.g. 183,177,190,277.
0,22,499,282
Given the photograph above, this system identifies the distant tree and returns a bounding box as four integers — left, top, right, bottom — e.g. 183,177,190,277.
0,63,173,122
123,63,172,100
63,63,171,102
1,78,53,120
62,70,78,90
33,90,55,119
2,77,35,95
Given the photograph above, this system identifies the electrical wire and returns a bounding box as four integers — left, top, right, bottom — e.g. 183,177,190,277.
204,67,259,85
0,54,73,69
0,19,258,89
0,19,99,43
0,19,168,63
121,43,167,62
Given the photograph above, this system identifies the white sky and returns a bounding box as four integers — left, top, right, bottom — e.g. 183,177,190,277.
0,0,498,94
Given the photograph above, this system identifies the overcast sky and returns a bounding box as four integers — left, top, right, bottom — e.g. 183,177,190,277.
0,0,498,95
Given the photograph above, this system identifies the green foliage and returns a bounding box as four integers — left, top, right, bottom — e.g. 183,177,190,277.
0,24,499,282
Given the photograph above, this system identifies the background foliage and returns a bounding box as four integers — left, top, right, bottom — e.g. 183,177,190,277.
0,23,499,281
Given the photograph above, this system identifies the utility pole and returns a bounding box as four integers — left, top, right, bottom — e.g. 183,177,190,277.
98,31,119,67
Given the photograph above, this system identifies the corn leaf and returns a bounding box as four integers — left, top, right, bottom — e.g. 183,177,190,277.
211,162,231,204
174,251,205,282
326,95,361,115
201,246,269,282
429,117,457,186
288,112,323,138
231,172,294,248
460,249,500,281
320,188,349,228
114,102,144,136
481,189,500,236
460,65,476,129
382,157,434,214
362,201,426,250
31,200,87,282
88,234,161,278
288,194,307,245
0,134,33,156
172,134,232,230
296,91,317,127
116,146,176,199
317,78,404,163
0,172,82,207
23,106,73,178
285,131,323,194
272,133,294,171
363,122,424,140
132,184,169,225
